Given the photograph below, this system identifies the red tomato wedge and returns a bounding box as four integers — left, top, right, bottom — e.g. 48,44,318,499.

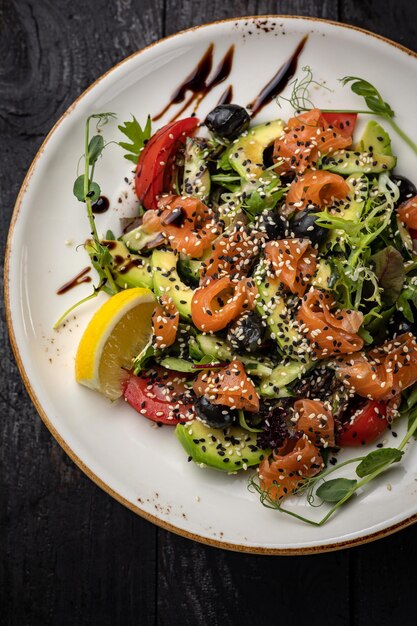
193,359,259,412
273,108,352,175
297,289,364,358
337,400,388,447
259,437,323,500
335,332,417,400
123,367,195,424
286,169,350,210
321,112,357,138
142,195,219,258
152,295,179,350
294,399,335,447
135,117,199,211
264,238,317,297
191,276,258,332
397,196,417,230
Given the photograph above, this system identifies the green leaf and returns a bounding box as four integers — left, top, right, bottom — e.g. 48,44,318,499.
133,340,156,375
118,115,152,164
73,175,101,203
88,135,105,165
73,175,85,201
105,229,116,240
356,448,403,478
371,246,405,306
189,337,204,361
397,285,417,322
316,478,357,503
238,410,262,433
217,149,233,171
340,76,394,117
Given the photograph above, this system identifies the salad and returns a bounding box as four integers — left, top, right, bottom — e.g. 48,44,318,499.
66,72,417,525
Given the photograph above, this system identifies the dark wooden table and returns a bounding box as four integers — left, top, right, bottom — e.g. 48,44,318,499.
2,1,417,624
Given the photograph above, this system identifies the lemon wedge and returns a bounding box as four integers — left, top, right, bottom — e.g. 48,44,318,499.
75,287,156,400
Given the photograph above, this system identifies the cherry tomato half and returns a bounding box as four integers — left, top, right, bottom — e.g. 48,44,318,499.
123,367,194,425
321,112,357,138
135,117,199,211
337,400,388,447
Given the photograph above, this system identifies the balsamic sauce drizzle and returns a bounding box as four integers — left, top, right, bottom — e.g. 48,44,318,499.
152,44,235,122
57,267,92,295
247,35,308,117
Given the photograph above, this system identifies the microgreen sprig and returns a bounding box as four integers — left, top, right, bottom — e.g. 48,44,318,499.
249,397,417,526
54,112,117,328
281,67,417,158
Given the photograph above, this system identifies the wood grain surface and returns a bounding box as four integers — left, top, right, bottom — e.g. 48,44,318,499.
1,1,417,625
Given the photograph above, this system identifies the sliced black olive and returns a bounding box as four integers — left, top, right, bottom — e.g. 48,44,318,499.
195,396,236,428
205,104,250,140
226,312,266,354
291,210,327,246
254,211,288,240
391,175,417,205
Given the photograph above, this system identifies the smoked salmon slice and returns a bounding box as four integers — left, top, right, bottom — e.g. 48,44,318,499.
193,359,260,412
191,276,258,333
273,108,352,175
286,169,350,211
200,225,263,281
152,295,179,350
297,289,364,358
397,196,417,230
258,436,323,500
335,332,417,400
264,238,317,297
294,398,335,447
142,195,220,258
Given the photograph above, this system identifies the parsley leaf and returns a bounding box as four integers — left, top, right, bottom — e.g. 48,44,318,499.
118,115,152,164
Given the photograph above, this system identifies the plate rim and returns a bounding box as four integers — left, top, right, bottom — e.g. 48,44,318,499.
5,14,417,555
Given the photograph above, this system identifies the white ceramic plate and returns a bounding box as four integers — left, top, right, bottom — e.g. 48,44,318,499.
6,16,417,554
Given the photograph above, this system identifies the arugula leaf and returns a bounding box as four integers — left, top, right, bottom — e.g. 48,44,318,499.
356,448,403,478
316,478,357,503
118,115,152,164
371,246,405,306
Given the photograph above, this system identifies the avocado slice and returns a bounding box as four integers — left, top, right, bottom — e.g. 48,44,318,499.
86,239,153,289
327,173,369,248
151,249,193,320
355,120,392,156
259,361,312,398
321,150,396,174
254,264,306,361
121,225,160,254
227,120,285,181
195,334,273,377
182,137,211,202
175,420,270,471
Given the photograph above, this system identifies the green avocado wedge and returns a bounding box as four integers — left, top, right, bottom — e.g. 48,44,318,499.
175,420,270,471
151,249,193,320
